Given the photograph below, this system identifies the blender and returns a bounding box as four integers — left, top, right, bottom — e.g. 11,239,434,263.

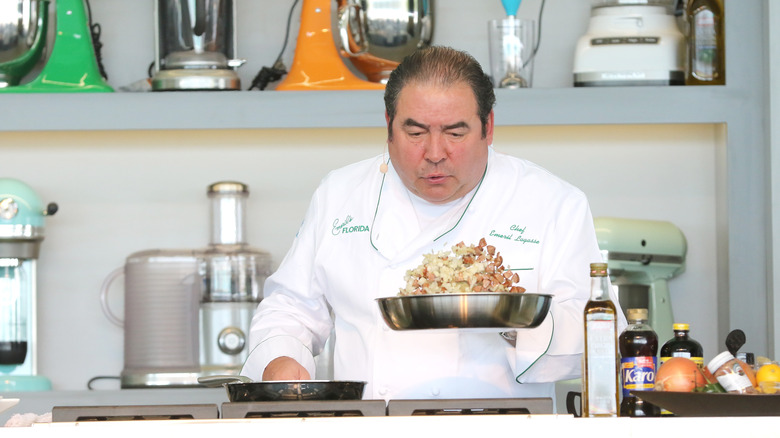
151,0,245,91
594,216,687,344
0,179,58,391
0,0,112,92
488,0,536,88
573,0,685,87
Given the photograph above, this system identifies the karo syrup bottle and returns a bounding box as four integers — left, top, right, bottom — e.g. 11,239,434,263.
619,308,660,417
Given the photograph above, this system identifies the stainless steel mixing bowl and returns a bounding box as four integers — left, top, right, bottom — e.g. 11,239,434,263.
376,293,552,330
0,0,50,87
337,0,433,83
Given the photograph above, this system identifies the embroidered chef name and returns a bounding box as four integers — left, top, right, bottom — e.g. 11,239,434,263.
332,215,370,236
489,225,540,244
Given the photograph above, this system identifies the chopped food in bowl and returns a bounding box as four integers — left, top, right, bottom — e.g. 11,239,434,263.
399,238,525,295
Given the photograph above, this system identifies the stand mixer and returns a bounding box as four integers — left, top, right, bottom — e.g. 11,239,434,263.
573,0,685,87
0,0,112,92
594,216,687,344
0,179,58,391
276,0,384,90
337,0,433,84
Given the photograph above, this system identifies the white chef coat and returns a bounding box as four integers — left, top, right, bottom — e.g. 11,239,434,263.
243,147,626,401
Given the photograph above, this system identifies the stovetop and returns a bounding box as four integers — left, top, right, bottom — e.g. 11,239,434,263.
52,398,553,422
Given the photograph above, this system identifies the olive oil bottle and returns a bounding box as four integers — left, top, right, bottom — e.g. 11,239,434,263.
582,263,620,417
685,0,725,85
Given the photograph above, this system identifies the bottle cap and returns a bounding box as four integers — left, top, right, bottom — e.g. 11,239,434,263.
673,323,690,331
590,263,608,277
627,308,648,321
707,350,736,374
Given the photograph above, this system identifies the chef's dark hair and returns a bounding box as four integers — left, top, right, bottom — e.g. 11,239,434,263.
384,46,496,140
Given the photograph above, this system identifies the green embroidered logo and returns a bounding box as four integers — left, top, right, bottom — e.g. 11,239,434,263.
489,225,540,244
332,215,370,236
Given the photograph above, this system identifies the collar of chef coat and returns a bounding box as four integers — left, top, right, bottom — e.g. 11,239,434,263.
369,148,488,262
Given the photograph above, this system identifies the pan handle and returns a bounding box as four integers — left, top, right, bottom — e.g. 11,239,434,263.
197,374,252,387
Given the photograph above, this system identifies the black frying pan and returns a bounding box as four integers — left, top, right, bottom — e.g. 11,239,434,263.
198,375,366,402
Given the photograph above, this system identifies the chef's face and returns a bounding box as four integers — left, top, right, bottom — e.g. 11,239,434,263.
386,81,493,205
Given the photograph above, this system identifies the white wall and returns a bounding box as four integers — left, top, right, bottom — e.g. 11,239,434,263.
0,123,720,390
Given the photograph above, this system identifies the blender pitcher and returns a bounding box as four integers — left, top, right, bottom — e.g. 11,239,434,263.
0,259,28,365
152,0,243,90
488,17,535,88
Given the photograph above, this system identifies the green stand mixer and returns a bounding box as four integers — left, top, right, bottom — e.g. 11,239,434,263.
594,216,687,344
0,0,112,92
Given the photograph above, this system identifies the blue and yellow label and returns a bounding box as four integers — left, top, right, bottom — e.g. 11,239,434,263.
621,356,657,397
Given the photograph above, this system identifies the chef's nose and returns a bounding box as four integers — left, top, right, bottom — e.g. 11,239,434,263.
424,134,447,164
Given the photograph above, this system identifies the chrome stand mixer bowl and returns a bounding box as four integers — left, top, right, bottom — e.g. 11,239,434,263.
0,0,50,88
337,0,434,83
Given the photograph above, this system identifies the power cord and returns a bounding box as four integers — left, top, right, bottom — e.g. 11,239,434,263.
84,0,109,80
523,0,546,69
248,0,301,90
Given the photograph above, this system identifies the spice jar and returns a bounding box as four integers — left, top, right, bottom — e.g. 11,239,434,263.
706,351,758,394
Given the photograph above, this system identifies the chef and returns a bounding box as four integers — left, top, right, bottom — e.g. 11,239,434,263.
242,46,626,402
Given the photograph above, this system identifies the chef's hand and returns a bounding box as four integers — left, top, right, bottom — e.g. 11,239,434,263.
262,356,311,381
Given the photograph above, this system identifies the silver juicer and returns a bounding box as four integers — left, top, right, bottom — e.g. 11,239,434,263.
101,182,272,387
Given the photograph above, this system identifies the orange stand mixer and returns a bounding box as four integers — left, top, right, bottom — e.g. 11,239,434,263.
276,0,383,91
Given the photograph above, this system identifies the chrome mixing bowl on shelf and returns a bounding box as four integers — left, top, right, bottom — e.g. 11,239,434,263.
0,0,50,87
337,0,433,83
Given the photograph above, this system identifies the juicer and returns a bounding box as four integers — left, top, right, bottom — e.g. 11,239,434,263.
573,0,685,87
100,182,272,387
594,216,687,344
0,0,112,93
0,179,58,391
152,0,244,91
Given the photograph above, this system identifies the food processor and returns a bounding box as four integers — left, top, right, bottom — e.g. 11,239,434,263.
0,0,112,92
0,178,58,391
573,0,685,87
337,0,433,84
151,0,244,91
594,216,687,344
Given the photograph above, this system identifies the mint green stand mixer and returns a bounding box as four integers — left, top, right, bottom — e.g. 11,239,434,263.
0,0,112,92
594,216,687,344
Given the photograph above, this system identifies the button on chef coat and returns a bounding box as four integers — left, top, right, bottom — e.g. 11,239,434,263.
243,147,627,402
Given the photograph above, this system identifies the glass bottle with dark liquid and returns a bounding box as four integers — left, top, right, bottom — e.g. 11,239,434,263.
619,308,660,417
